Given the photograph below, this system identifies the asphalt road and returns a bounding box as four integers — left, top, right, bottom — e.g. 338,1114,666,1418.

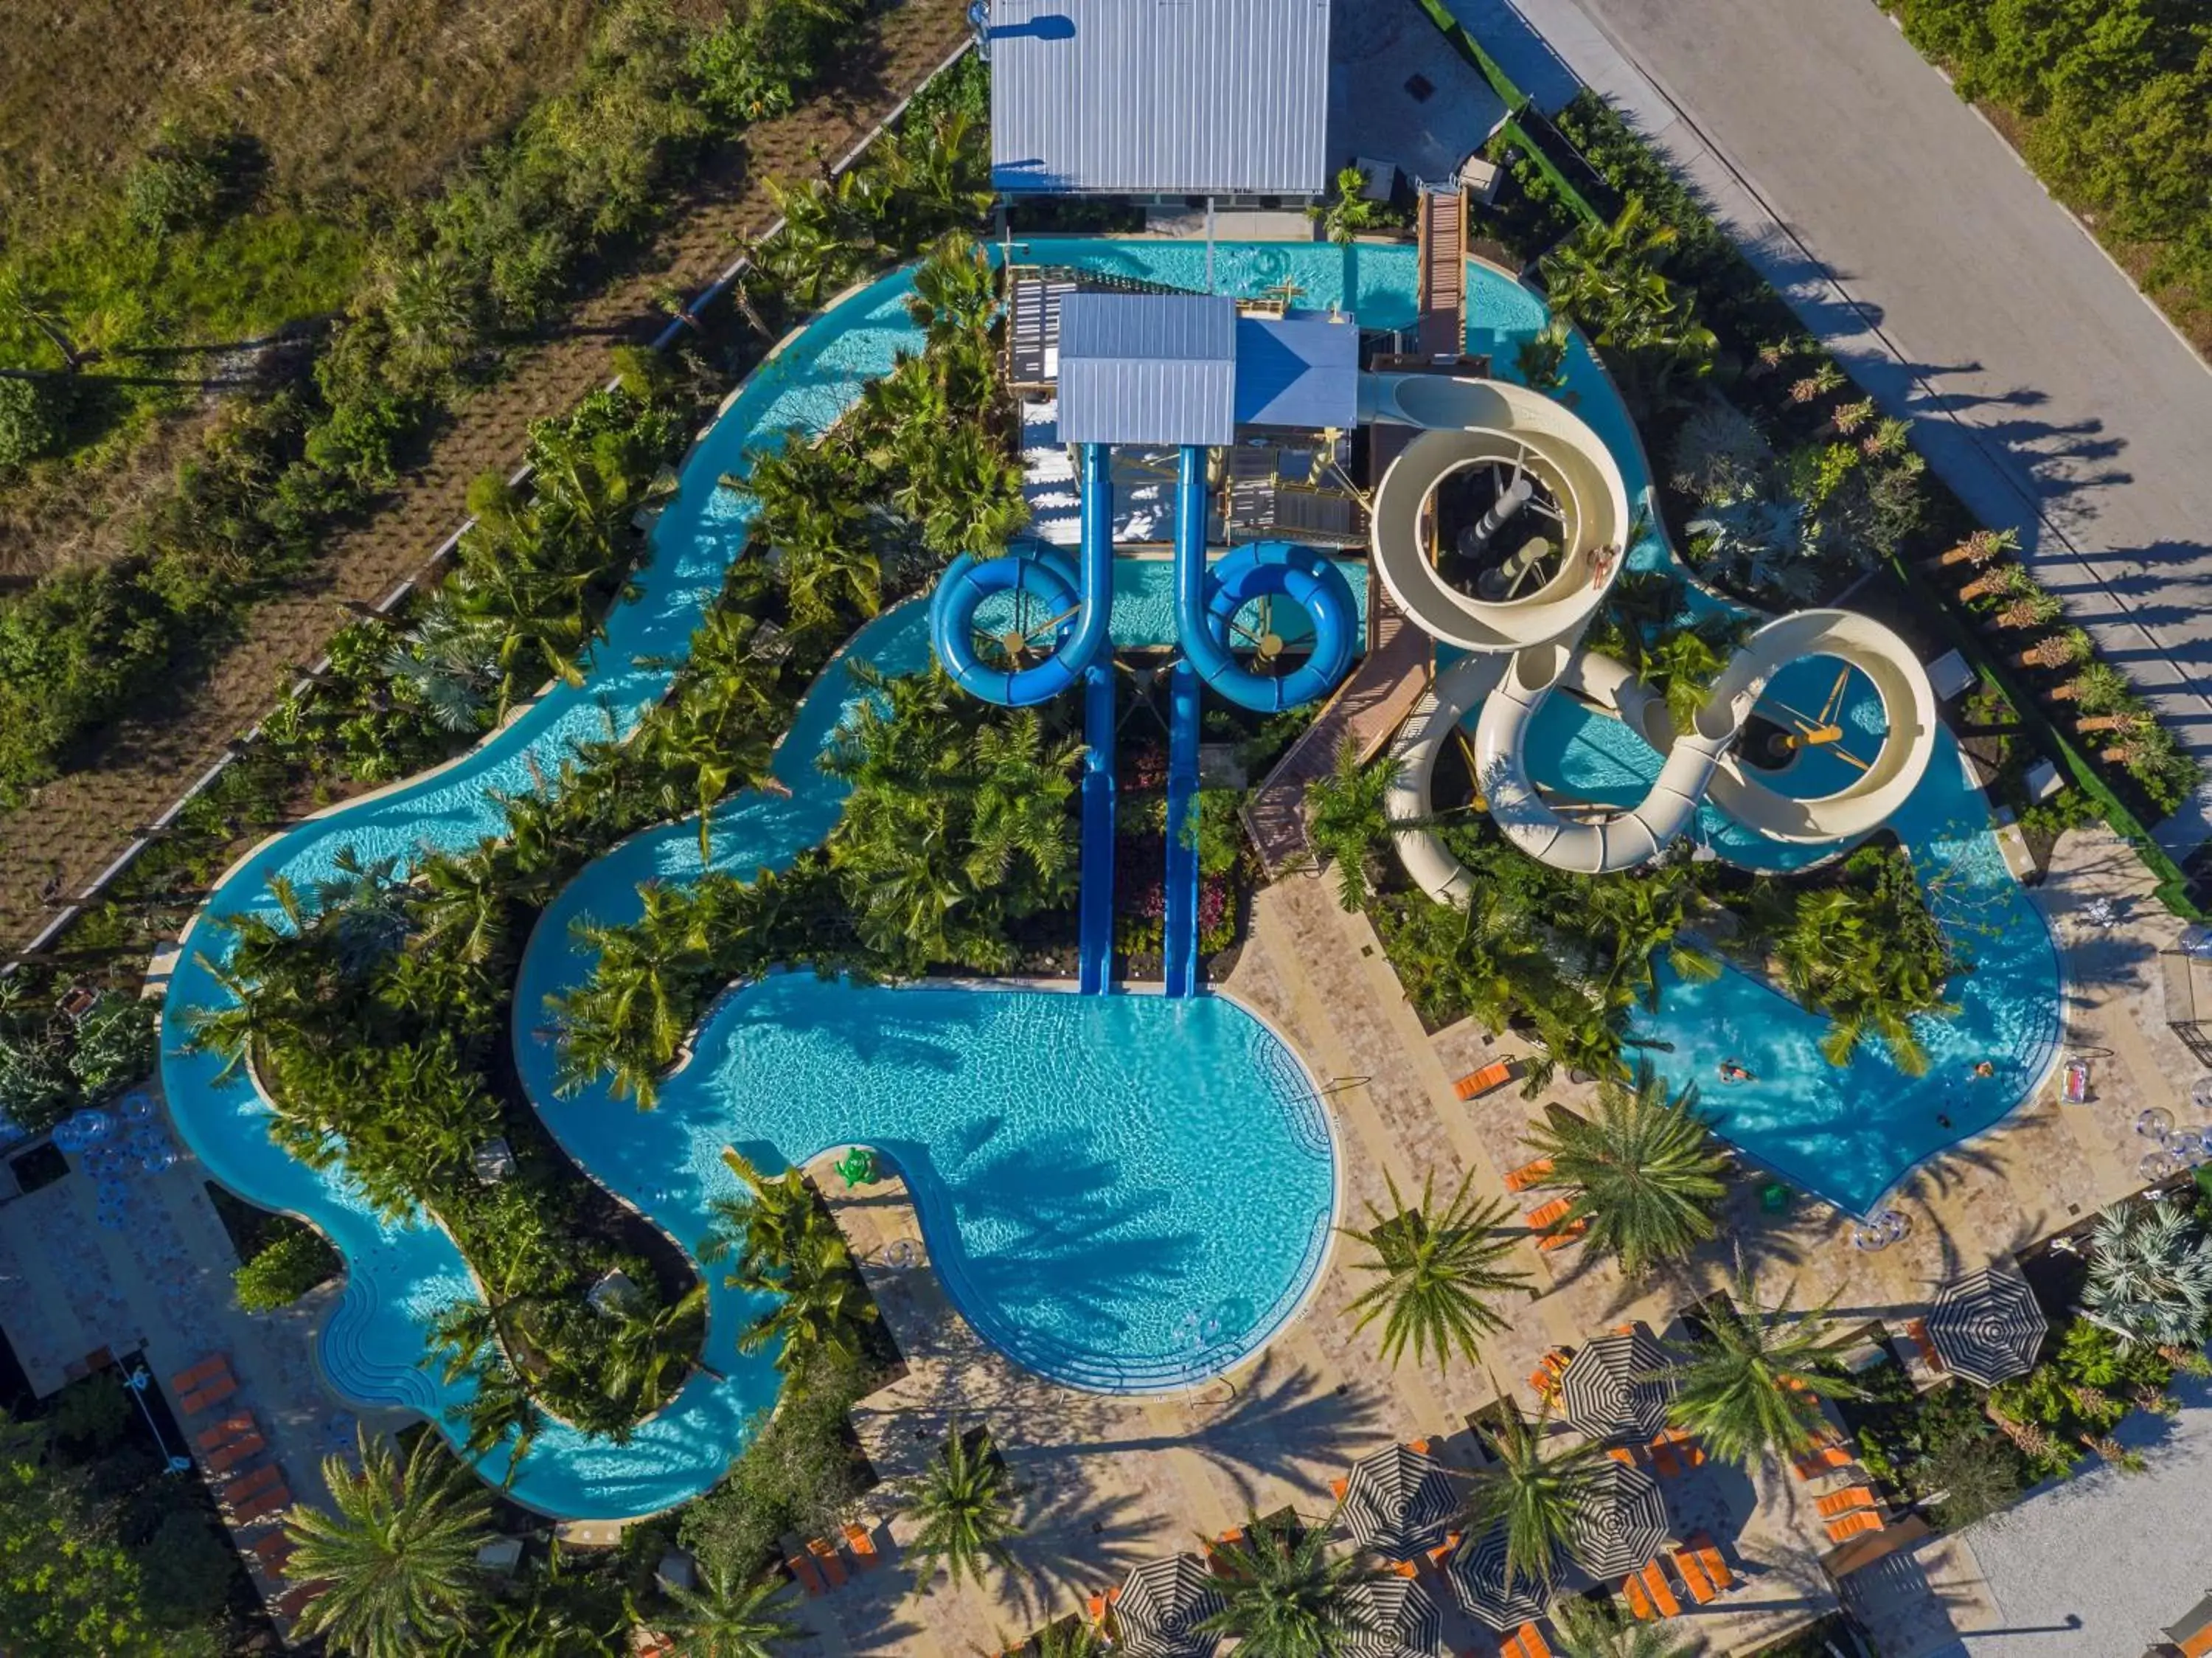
1488,0,2212,850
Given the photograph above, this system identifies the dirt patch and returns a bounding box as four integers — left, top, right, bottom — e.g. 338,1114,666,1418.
0,0,970,959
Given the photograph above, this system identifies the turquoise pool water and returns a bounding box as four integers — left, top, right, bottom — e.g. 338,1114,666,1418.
155,239,2062,1518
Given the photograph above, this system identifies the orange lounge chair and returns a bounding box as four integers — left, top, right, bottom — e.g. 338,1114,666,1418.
197,1412,254,1451
1905,1318,1947,1373
1455,1061,1516,1100
1503,1157,1554,1193
180,1375,237,1415
231,1484,291,1527
248,1530,293,1572
1537,1217,1587,1252
1514,1625,1553,1658
1647,1435,1683,1478
842,1522,880,1569
1672,1546,1717,1604
1329,1476,1349,1499
1792,1441,1854,1480
1605,1445,1641,1466
787,1550,826,1595
1524,1196,1573,1233
206,1433,265,1474
1660,1426,1705,1468
1426,1530,1461,1569
1641,1560,1682,1617
1816,1485,1877,1519
807,1536,847,1587
271,1580,321,1621
1687,1531,1733,1591
1087,1586,1122,1624
1826,1510,1885,1544
223,1464,284,1505
1621,1569,1655,1620
169,1355,228,1393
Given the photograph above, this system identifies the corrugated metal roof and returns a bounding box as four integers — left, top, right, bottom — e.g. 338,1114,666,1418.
1058,294,1239,447
1234,312,1358,429
990,0,1332,196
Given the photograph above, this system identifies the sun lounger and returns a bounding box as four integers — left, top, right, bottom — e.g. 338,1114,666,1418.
271,1580,321,1621
1647,1436,1683,1478
1455,1061,1517,1100
248,1530,293,1573
1641,1560,1682,1617
1426,1530,1461,1569
787,1550,826,1595
841,1522,880,1569
1537,1217,1587,1251
1523,1196,1573,1232
1660,1426,1705,1468
206,1433,265,1474
1605,1445,1641,1466
170,1355,228,1394
1826,1509,1885,1544
1816,1485,1877,1519
223,1464,284,1504
230,1484,292,1527
1686,1531,1733,1591
1621,1570,1655,1620
1672,1546,1717,1604
197,1412,254,1451
807,1536,846,1587
179,1375,237,1415
1503,1156,1554,1193
1330,1476,1349,1499
1792,1441,1854,1480
1503,1624,1551,1658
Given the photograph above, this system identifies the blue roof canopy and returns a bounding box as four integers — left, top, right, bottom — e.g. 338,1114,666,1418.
1234,313,1359,430
1058,294,1238,448
990,0,1332,196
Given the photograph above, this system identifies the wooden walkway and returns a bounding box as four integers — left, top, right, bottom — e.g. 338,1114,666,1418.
1415,187,1469,361
1242,573,1433,875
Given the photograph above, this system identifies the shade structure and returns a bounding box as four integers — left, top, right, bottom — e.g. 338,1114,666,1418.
1445,1522,1557,1632
1336,1575,1445,1658
1927,1260,2048,1387
1339,1443,1461,1561
1113,1555,1225,1658
1567,1458,1671,1579
1557,1328,1676,1442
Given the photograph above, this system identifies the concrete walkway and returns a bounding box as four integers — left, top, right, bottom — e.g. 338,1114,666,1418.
1450,0,2212,853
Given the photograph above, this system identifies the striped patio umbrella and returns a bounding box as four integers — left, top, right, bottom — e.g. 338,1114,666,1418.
1336,1574,1446,1658
1338,1443,1461,1560
1112,1555,1225,1658
1557,1328,1675,1443
1444,1522,1557,1632
1566,1457,1671,1580
1927,1261,2048,1387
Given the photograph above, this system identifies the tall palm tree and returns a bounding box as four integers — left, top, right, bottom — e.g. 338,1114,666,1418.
1340,1170,1531,1373
1303,740,1404,911
1552,1596,1700,1657
601,1286,706,1408
284,1427,495,1658
1664,1254,1864,1467
1519,1065,1729,1275
1199,1510,1382,1658
2081,1200,2212,1350
905,1421,1022,1593
1461,1398,1604,1589
655,1559,804,1658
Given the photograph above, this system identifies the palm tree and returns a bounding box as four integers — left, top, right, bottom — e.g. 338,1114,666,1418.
1514,318,1573,393
1663,1254,1864,1467
1340,1170,1531,1373
1552,1595,1700,1657
1537,197,1715,413
905,1422,1021,1593
2060,659,2133,712
1199,1510,1382,1657
284,1426,495,1657
600,1286,706,1408
2081,1200,2212,1350
704,1151,878,1370
905,232,998,345
1303,740,1403,911
1311,165,1382,246
1520,1065,1728,1274
1639,617,1749,735
1461,1398,1604,1589
655,1558,804,1658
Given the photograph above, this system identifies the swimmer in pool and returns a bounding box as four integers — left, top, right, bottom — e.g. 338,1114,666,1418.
1719,1060,1754,1083
1937,1114,1952,1128
1972,1061,1995,1079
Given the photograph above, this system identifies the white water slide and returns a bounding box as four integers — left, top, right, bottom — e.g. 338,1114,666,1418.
1362,372,1938,892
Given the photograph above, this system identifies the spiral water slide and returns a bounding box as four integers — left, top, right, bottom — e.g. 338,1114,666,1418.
1366,373,1938,889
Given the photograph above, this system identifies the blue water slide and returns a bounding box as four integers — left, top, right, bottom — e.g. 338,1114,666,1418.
1079,664,1118,994
1170,446,1357,713
1162,659,1201,998
931,443,1114,707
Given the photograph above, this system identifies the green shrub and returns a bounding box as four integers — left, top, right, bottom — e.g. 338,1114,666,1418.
122,151,226,239
131,1509,234,1629
233,1227,341,1312
0,376,65,470
52,1373,130,1449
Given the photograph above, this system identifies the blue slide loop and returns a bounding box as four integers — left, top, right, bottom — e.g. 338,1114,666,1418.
931,443,1113,706
1172,446,1357,712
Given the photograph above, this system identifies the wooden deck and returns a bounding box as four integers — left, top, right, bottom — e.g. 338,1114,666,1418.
1416,187,1469,361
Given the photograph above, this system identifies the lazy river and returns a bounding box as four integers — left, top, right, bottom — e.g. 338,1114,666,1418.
156,241,2061,1519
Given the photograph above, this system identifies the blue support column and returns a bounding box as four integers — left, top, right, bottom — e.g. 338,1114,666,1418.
1163,657,1202,999
1077,662,1118,995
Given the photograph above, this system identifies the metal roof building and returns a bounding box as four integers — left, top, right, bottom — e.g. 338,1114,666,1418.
988,0,1334,198
1057,294,1238,447
1234,312,1357,429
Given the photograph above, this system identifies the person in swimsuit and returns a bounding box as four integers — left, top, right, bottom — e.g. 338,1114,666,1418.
1972,1060,1994,1079
1719,1060,1753,1083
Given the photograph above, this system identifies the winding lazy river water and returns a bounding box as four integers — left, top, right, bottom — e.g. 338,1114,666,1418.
158,243,2061,1518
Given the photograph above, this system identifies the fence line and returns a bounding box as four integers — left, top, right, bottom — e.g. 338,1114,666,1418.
4,38,974,974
